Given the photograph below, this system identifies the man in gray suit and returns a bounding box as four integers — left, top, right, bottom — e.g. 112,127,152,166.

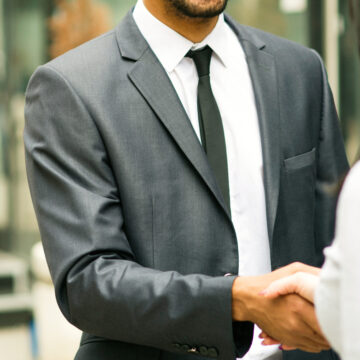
24,0,348,359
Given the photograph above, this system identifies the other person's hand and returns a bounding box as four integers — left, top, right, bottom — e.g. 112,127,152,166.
261,271,319,303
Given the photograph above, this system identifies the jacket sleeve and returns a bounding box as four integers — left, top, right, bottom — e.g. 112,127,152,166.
24,64,251,360
311,50,349,266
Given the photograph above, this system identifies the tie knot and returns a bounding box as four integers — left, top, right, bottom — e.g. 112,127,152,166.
186,46,213,77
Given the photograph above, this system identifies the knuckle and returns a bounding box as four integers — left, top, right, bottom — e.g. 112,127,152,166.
291,262,303,272
295,302,305,314
291,296,306,313
293,272,302,281
288,317,300,330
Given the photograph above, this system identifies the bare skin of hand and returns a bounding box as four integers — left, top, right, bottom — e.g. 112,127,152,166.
258,271,321,350
232,262,329,353
262,271,319,303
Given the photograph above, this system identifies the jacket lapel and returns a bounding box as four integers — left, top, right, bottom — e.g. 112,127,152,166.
115,12,231,219
248,47,281,245
115,12,282,238
226,17,281,244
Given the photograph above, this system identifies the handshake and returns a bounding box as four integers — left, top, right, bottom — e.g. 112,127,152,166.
232,262,328,353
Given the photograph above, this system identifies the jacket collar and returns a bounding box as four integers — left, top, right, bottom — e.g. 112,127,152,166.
115,10,267,62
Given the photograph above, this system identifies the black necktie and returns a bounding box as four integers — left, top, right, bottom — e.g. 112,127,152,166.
187,46,230,213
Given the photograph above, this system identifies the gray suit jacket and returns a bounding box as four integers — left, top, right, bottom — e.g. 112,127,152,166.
24,10,348,360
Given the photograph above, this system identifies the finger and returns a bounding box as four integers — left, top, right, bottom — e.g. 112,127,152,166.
300,319,330,348
295,273,318,303
259,331,271,339
297,331,331,350
261,338,281,346
294,344,324,353
281,345,296,351
300,265,321,276
263,273,318,303
289,262,321,276
261,274,299,298
298,300,330,347
275,339,323,353
286,320,330,351
289,310,330,349
283,335,328,353
278,297,330,350
259,332,280,344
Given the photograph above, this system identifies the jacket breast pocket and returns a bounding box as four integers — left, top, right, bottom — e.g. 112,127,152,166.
274,148,317,266
284,148,316,172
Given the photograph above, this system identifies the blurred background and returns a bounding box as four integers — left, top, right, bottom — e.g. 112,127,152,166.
0,0,359,359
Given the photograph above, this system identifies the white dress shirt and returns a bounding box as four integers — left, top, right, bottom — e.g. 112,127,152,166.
315,161,360,360
133,2,280,359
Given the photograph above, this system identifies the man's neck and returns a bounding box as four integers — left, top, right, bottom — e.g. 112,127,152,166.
143,0,218,43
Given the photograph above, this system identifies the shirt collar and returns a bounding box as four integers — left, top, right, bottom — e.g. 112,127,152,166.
133,0,231,73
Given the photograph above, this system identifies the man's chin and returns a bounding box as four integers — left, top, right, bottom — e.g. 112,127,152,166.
168,0,228,19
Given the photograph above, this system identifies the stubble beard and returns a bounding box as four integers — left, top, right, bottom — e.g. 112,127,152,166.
166,0,228,19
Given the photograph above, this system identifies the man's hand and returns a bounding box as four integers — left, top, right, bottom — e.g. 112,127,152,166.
232,263,329,353
258,270,321,350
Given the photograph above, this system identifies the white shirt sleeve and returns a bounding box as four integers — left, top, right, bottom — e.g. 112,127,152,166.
315,161,360,359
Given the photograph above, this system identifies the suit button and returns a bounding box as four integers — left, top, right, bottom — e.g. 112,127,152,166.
208,347,219,358
199,346,208,356
187,347,199,354
181,344,190,352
